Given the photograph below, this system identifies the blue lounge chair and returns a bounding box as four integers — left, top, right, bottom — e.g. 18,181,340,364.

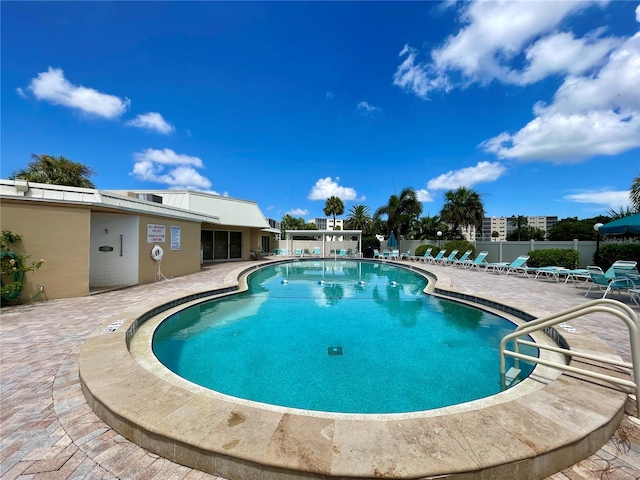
585,265,636,298
436,250,458,266
444,250,471,266
458,251,488,269
373,249,381,259
483,255,529,274
503,255,531,276
338,249,347,258
389,249,400,260
426,250,447,264
313,247,321,256
409,248,432,262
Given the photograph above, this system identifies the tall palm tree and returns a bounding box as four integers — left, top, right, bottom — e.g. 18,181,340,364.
631,173,640,213
510,215,528,241
323,196,344,240
344,204,372,234
374,187,423,240
439,187,485,239
10,154,96,188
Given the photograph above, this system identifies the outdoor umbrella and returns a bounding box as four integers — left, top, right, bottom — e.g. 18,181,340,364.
598,214,640,235
387,231,398,248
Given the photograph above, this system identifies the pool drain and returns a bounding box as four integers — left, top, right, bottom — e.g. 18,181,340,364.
328,346,343,356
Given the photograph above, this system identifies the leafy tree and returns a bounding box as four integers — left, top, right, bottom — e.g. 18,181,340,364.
10,154,96,188
439,187,485,239
491,231,500,239
344,204,372,234
280,215,317,239
631,173,640,213
374,187,422,240
547,216,609,241
510,215,528,241
506,225,545,241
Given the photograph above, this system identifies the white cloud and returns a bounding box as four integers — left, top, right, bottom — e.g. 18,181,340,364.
507,31,621,86
133,148,203,167
564,190,631,209
393,45,451,99
28,67,130,119
307,177,358,201
395,1,601,98
393,1,639,164
131,148,212,190
426,161,507,190
286,208,309,217
357,101,381,113
482,33,640,161
16,87,27,99
326,91,335,99
126,112,174,134
416,189,434,202
636,4,640,22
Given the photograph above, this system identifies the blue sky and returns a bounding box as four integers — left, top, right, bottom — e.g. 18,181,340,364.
2,1,639,223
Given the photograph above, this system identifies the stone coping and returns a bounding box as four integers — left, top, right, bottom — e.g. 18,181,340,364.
79,260,630,479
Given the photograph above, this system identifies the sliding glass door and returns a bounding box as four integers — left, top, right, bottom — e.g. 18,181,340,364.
201,230,243,261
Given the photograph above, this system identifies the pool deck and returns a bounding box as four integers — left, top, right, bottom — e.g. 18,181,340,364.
1,258,639,479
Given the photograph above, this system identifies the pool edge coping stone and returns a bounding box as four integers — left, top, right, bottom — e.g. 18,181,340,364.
78,259,629,480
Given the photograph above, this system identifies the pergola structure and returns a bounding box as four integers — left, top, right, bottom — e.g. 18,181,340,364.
283,229,363,257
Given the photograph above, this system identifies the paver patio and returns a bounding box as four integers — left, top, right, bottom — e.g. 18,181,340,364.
1,259,638,479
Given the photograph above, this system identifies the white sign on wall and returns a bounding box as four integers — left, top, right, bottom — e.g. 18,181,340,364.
170,226,181,251
147,224,166,243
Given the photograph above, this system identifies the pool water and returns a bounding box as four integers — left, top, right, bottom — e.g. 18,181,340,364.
153,260,535,414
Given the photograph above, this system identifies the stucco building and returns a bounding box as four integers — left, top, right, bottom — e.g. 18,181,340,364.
0,180,277,301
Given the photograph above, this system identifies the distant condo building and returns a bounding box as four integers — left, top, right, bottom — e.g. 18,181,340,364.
477,216,558,241
309,217,344,240
309,217,344,230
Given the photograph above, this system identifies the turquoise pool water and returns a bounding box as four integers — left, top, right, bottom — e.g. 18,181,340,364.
153,260,535,414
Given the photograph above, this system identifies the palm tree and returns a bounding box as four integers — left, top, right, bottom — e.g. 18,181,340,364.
631,173,640,213
374,187,423,240
344,204,372,234
408,215,442,240
607,206,637,219
323,196,344,240
10,154,96,188
510,215,528,241
439,187,485,239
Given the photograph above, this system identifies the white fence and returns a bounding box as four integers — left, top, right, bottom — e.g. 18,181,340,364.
273,238,636,267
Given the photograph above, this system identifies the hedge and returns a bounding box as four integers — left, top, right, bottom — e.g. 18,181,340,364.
526,249,579,269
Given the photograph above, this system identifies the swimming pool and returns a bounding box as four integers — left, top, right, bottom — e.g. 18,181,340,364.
153,260,535,414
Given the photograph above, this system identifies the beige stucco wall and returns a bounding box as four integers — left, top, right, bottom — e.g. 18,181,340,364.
138,216,202,284
1,201,90,301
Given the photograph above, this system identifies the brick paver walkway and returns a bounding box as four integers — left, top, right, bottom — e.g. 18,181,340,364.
1,260,638,479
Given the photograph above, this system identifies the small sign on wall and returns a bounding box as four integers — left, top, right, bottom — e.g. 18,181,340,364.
147,224,166,243
170,226,181,251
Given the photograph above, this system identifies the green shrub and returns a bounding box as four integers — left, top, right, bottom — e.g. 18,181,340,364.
414,244,438,257
441,240,476,259
598,243,640,270
526,249,579,269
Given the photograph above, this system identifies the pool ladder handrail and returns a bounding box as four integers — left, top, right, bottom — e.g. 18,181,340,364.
499,298,639,418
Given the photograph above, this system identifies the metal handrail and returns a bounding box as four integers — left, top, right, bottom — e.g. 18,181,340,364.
500,298,639,418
